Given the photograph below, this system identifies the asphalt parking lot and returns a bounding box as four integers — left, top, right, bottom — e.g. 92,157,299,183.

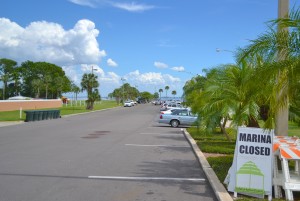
0,104,218,201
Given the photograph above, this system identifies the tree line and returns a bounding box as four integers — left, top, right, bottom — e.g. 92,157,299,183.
0,59,72,100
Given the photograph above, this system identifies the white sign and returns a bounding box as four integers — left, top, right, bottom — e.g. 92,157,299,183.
226,127,273,198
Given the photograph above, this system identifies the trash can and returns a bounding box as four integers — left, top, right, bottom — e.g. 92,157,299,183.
48,110,54,119
53,110,60,119
33,110,39,121
25,111,34,122
42,110,48,120
38,110,43,121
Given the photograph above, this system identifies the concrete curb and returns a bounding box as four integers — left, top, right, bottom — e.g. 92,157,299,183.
0,121,24,127
182,129,233,201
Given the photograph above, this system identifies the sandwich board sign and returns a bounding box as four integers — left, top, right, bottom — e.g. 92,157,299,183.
226,127,273,199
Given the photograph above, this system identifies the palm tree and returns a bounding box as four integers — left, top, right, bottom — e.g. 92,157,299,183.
81,73,99,110
165,86,169,98
171,90,177,98
237,8,300,134
159,88,163,100
186,61,268,141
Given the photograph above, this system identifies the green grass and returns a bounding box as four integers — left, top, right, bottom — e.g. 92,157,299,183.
288,121,300,137
0,100,119,121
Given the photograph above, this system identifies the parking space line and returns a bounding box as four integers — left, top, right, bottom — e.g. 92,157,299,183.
88,176,205,182
125,144,190,148
140,133,183,135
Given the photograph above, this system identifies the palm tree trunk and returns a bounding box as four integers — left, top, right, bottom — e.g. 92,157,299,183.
219,117,232,142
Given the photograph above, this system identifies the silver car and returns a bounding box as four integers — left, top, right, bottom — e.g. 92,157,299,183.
158,109,198,127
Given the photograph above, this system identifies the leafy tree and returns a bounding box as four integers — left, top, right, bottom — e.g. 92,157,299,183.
44,74,52,99
31,79,42,98
139,91,153,102
109,88,122,104
19,61,71,98
0,58,17,99
153,92,159,99
109,84,139,104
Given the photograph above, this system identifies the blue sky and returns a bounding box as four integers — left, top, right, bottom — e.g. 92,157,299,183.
1,0,299,98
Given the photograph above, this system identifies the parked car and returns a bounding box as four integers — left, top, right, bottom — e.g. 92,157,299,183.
160,103,168,111
159,109,198,127
160,109,176,115
124,101,132,107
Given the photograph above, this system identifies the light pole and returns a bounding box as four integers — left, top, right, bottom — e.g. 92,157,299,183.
91,66,98,93
121,77,126,103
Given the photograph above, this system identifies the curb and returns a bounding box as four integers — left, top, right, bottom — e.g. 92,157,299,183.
182,129,233,201
0,121,24,127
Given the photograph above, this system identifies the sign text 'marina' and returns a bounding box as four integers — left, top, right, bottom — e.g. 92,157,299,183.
239,133,272,144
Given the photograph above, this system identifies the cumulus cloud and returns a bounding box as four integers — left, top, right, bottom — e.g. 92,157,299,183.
125,70,180,85
171,66,185,72
107,58,118,67
0,18,106,65
154,61,168,69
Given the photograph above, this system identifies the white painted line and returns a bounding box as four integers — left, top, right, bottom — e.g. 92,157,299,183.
140,133,183,135
125,144,190,148
88,176,205,182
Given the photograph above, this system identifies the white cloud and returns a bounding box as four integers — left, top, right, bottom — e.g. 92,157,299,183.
68,0,155,12
154,61,168,69
110,2,155,12
171,66,185,72
68,0,96,7
125,70,180,86
0,18,106,65
107,58,118,67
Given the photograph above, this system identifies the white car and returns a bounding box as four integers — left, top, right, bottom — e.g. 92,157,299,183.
124,101,132,107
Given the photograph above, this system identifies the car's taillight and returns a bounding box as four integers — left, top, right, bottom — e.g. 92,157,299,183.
160,115,163,119
160,112,164,114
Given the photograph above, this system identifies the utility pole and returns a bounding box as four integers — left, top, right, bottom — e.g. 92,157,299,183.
275,0,289,136
121,78,126,103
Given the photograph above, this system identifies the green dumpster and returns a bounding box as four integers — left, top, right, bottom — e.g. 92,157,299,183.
42,110,48,120
33,111,40,121
48,110,54,119
53,110,60,119
25,111,34,122
38,110,43,121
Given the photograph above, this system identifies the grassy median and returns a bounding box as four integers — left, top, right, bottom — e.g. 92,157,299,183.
0,100,119,121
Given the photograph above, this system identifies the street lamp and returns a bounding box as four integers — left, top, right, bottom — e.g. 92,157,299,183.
121,77,126,103
91,66,98,93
